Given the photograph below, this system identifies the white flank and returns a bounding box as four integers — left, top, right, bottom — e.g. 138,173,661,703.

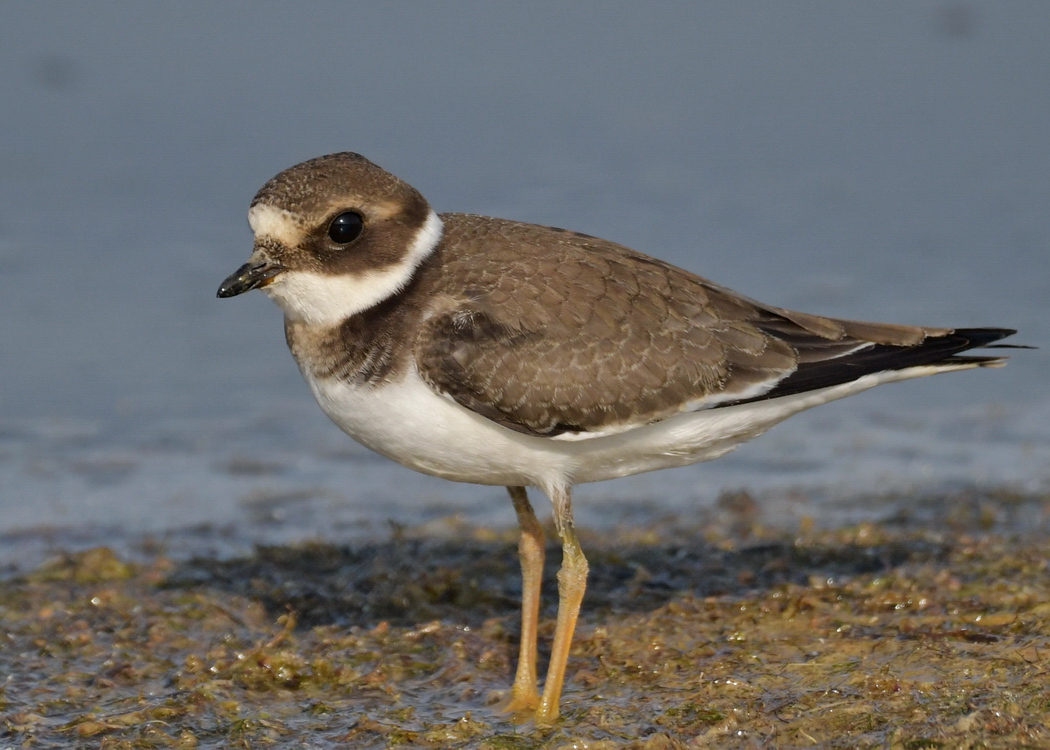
262,210,444,325
304,360,979,497
550,372,789,442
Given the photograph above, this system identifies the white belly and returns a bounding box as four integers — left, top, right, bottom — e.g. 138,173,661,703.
304,365,947,493
307,368,573,488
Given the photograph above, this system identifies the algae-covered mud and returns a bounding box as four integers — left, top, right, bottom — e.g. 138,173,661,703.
2,490,1047,749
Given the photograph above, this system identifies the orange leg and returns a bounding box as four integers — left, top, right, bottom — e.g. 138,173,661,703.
501,485,545,713
535,485,587,724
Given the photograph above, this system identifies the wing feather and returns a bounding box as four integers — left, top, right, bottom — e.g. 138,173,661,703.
413,214,1012,438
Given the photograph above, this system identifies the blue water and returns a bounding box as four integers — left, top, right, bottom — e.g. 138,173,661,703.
1,3,1047,568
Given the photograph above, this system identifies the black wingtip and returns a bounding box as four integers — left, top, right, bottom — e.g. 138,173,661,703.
951,328,1036,351
954,326,1013,339
722,325,1026,408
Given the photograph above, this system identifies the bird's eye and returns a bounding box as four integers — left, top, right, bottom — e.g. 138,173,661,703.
327,211,364,244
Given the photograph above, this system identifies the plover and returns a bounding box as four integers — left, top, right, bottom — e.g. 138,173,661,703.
218,152,1017,722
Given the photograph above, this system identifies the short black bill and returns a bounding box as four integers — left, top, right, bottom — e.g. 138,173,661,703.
216,262,284,298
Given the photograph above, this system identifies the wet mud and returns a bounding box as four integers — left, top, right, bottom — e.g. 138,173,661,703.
1,489,1048,749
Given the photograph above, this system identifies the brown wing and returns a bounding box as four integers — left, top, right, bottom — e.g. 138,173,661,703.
414,214,1007,438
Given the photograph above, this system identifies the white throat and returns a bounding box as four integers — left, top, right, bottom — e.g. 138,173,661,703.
262,210,444,326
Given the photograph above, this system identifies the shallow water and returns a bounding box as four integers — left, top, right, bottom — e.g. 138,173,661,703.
1,3,1048,569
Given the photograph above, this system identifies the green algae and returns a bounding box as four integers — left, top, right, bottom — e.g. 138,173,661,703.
1,491,1048,749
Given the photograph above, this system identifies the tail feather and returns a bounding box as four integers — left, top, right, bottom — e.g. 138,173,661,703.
723,327,1018,406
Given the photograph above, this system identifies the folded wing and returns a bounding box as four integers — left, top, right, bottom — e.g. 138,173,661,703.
414,215,1015,438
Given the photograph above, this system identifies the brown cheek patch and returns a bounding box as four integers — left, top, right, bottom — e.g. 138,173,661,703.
303,223,418,277
313,194,433,277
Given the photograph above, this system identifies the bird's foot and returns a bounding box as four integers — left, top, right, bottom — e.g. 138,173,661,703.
496,686,540,717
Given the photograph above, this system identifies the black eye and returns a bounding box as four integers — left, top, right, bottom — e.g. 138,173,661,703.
327,211,364,244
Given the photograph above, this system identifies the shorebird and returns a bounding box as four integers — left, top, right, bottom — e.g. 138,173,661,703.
218,152,1017,722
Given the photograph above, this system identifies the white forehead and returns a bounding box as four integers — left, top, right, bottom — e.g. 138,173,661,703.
248,203,304,246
